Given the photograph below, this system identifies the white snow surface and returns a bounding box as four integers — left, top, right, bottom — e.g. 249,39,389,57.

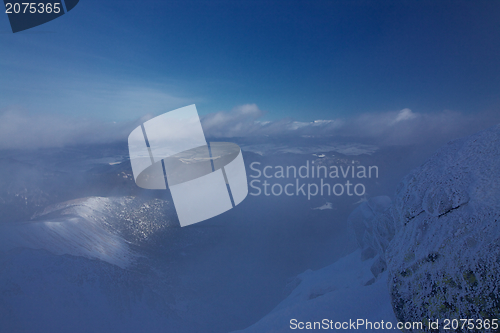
233,250,398,333
312,202,334,210
0,197,137,268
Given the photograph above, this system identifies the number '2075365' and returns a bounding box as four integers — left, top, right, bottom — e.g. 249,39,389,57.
5,3,61,14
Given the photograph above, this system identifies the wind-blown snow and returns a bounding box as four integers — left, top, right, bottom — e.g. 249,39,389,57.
0,197,136,268
0,218,133,268
0,196,173,268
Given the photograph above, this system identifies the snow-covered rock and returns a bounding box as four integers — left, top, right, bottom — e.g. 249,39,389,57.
348,196,395,273
386,124,500,330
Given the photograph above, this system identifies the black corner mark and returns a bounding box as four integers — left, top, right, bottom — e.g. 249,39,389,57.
4,0,79,33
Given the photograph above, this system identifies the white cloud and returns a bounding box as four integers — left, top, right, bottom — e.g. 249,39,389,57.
200,104,264,137
0,104,498,150
0,109,137,149
201,105,500,146
391,108,417,124
201,104,345,138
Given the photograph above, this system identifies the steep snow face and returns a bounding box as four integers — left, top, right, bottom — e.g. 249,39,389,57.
232,250,397,333
0,216,134,268
0,196,174,268
387,124,500,330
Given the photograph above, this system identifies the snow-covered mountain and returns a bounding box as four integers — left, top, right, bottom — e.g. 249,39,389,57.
1,129,493,333
386,123,500,331
0,196,174,268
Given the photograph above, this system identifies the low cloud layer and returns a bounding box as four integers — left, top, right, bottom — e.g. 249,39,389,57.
0,104,499,150
201,105,500,146
0,110,142,150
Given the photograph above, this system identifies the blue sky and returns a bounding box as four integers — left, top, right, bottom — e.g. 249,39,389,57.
1,0,500,123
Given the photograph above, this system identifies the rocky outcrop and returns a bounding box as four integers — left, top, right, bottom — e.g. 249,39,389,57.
348,196,395,278
386,124,500,331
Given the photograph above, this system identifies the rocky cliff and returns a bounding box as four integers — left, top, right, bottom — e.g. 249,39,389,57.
387,124,500,331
